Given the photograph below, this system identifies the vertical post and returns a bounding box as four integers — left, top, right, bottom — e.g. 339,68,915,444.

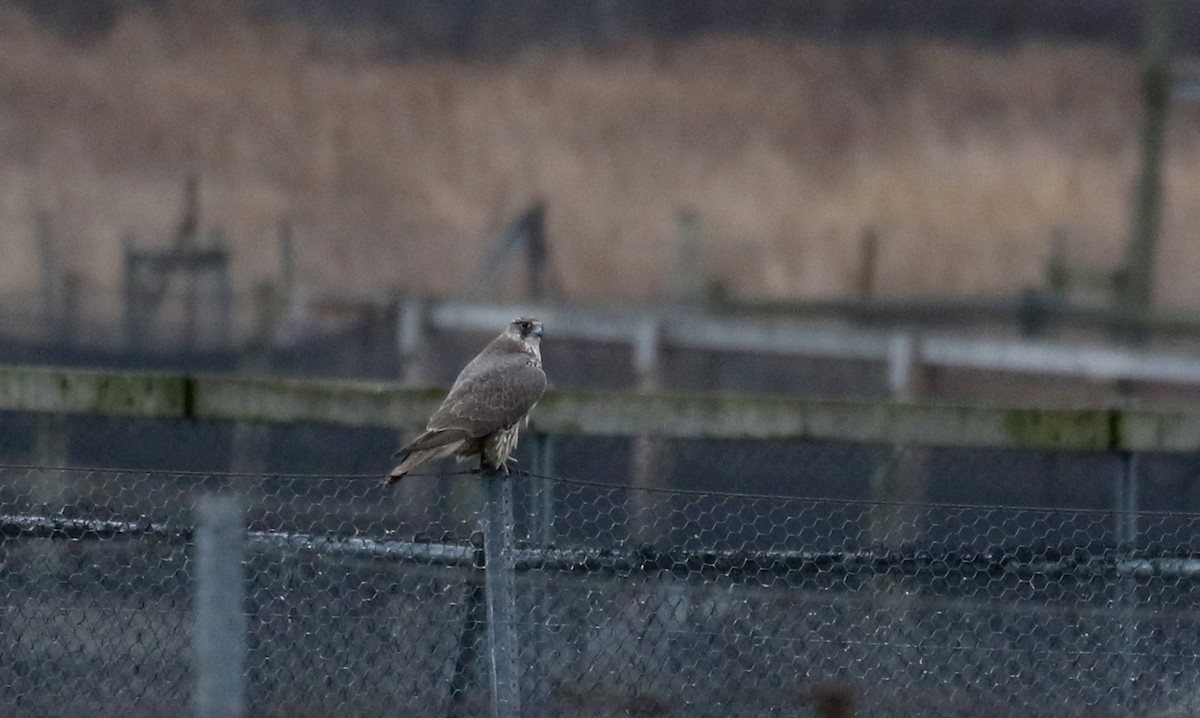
123,235,144,351
1115,452,1140,554
193,495,246,718
670,209,705,304
396,299,441,527
886,332,918,400
871,332,928,593
35,213,63,338
530,434,555,547
1113,450,1141,701
278,220,296,300
630,319,666,540
527,433,554,707
32,414,69,502
633,319,662,391
1119,0,1171,342
482,470,521,718
524,202,548,301
212,233,233,351
29,414,70,572
61,273,80,346
857,227,879,301
398,298,428,385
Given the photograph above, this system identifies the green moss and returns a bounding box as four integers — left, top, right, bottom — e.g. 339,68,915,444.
1001,408,1111,451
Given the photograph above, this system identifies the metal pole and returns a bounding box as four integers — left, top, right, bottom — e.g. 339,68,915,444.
482,469,521,718
194,495,247,718
1115,451,1140,553
528,434,554,707
531,434,555,547
1113,450,1141,707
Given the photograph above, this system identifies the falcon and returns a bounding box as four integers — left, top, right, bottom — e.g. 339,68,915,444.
386,316,546,484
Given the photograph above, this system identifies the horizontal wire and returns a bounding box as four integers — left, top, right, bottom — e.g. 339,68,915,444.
3,462,1200,519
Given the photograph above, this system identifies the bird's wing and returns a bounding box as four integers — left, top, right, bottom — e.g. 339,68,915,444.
427,354,546,437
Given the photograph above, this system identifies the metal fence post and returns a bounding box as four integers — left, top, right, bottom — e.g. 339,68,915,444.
194,495,247,718
483,469,521,718
1115,451,1140,553
530,433,556,546
528,434,555,707
1113,450,1141,708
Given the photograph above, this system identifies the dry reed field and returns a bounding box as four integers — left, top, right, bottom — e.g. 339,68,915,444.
3,2,1200,307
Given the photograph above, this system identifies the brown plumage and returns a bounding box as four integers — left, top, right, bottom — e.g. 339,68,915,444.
386,317,546,484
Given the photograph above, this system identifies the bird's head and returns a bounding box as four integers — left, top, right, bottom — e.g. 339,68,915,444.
507,316,543,340
505,317,544,359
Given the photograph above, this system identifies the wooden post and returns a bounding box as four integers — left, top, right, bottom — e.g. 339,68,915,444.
61,273,80,346
278,220,296,299
524,202,548,301
857,227,879,300
210,230,233,351
1119,0,1171,342
35,213,64,338
670,209,705,304
123,234,145,351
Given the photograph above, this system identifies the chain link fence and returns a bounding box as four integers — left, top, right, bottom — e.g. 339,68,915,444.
3,436,1200,717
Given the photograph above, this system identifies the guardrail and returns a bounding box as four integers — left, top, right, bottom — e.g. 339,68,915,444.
404,298,1200,396
1,364,1199,452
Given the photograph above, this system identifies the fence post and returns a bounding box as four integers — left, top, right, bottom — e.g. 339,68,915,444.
527,434,555,706
630,319,668,539
482,469,521,718
398,298,428,386
530,434,556,547
35,213,64,339
1113,450,1141,704
886,331,920,400
1115,451,1140,553
194,495,247,718
857,227,879,300
670,209,705,304
870,332,929,551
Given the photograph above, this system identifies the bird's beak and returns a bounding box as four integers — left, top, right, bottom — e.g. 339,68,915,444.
532,325,544,338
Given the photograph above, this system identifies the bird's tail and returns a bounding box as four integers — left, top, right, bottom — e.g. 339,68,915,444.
385,451,414,485
386,453,424,487
384,441,463,485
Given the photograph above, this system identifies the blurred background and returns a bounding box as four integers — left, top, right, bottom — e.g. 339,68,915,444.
4,0,1200,396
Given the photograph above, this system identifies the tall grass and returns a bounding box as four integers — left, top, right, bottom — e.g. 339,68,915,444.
2,3,1197,307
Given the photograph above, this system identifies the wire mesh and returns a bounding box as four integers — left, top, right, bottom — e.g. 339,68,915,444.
3,459,1200,718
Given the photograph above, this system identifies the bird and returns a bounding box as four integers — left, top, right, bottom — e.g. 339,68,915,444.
386,316,546,484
